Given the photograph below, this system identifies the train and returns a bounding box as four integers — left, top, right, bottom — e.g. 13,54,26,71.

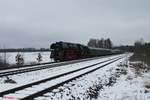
50,41,123,62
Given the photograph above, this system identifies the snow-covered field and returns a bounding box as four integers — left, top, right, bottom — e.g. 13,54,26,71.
0,54,122,93
0,52,52,65
33,53,149,100
1,53,149,100
98,62,150,100
34,54,130,100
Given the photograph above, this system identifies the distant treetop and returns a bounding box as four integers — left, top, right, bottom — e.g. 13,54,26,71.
87,38,112,49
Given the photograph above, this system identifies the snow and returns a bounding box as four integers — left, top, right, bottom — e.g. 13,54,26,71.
0,54,123,92
3,53,149,100
0,52,52,65
0,54,124,99
97,62,150,100
31,53,150,100
33,54,137,100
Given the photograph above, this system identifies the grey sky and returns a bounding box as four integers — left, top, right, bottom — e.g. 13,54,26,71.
0,0,150,48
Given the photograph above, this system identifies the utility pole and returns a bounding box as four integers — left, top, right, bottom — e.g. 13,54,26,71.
3,45,6,64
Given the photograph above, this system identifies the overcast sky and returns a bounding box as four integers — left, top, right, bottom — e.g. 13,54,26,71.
0,0,150,48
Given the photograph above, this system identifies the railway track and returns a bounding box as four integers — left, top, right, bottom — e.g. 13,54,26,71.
0,55,116,77
0,55,124,100
0,62,55,71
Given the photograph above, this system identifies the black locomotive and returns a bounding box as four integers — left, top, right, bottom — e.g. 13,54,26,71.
50,41,122,62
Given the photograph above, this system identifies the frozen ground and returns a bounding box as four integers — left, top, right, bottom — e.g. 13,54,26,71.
34,55,128,100
1,53,149,100
0,54,122,93
34,53,150,100
97,62,150,100
0,52,52,65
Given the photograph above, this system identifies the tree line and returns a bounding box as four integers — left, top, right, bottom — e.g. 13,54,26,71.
134,39,150,58
129,38,150,65
87,38,112,49
0,48,50,52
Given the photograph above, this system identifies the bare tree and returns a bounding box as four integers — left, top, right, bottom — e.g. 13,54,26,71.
97,39,103,48
134,38,145,47
37,53,42,63
106,38,112,49
88,38,113,49
88,39,97,47
16,53,24,65
0,56,3,65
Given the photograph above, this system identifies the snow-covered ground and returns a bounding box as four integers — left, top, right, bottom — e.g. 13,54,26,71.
2,53,149,100
34,54,129,100
0,52,52,65
96,63,150,100
33,53,150,100
0,54,123,93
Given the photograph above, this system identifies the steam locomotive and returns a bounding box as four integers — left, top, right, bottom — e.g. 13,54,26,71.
50,41,122,62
